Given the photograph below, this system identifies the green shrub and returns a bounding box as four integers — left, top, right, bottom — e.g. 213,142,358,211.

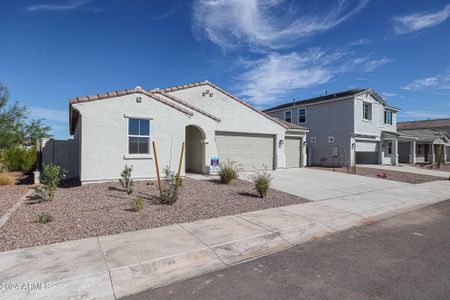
249,168,272,198
160,166,182,205
0,172,15,185
119,165,134,195
218,160,240,184
38,163,66,201
2,146,36,173
130,196,144,211
37,212,53,224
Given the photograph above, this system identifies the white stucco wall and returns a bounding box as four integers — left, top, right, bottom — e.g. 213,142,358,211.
354,93,397,137
73,93,218,183
167,84,290,168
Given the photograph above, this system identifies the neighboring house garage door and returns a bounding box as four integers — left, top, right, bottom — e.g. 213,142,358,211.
355,140,379,164
215,132,275,170
285,137,302,168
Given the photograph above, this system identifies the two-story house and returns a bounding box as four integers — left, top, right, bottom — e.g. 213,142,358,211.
264,88,400,167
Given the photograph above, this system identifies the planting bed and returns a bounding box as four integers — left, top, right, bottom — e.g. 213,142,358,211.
0,178,309,251
313,166,444,184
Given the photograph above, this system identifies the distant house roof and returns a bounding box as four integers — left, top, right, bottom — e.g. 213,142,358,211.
264,88,399,112
397,118,450,130
269,117,308,130
397,128,450,143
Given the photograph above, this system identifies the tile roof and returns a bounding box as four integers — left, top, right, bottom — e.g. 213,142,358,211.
397,128,450,143
270,117,307,130
156,81,308,131
397,118,450,130
263,88,391,112
69,86,193,116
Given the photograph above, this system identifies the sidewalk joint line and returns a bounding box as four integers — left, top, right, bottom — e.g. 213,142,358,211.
96,237,118,300
178,224,228,267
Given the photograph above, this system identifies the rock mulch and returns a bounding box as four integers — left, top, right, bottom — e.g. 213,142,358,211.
0,178,309,251
415,164,450,173
0,185,29,219
313,166,445,184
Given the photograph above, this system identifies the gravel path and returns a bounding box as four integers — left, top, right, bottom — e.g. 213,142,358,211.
0,185,29,218
0,178,309,251
313,166,445,184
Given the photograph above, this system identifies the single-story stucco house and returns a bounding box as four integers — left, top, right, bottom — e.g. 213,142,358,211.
397,118,450,164
42,81,308,183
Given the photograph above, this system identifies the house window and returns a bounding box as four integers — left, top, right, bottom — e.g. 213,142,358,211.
284,110,292,123
417,144,422,155
384,110,393,125
388,141,393,155
298,108,306,123
128,118,150,154
363,102,372,120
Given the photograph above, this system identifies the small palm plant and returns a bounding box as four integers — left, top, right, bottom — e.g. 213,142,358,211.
119,165,134,195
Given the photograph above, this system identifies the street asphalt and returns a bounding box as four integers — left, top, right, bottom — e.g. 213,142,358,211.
123,199,450,300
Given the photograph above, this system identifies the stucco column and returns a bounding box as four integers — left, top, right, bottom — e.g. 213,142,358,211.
428,144,435,164
409,141,416,165
444,146,448,164
301,139,307,167
392,139,398,165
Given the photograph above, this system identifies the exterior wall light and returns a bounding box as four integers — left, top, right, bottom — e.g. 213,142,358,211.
278,139,285,147
136,96,142,103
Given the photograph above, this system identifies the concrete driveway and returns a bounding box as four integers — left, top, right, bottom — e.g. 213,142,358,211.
242,168,408,201
360,164,450,178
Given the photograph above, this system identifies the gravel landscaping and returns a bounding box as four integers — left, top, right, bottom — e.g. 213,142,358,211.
415,164,450,173
0,178,309,251
0,185,29,218
313,166,445,184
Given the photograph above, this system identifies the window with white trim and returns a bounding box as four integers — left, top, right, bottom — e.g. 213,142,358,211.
128,118,150,154
388,141,393,155
384,110,393,125
284,110,292,123
417,144,422,155
363,102,372,120
298,108,306,123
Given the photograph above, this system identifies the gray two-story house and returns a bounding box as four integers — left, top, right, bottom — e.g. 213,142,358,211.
264,88,400,167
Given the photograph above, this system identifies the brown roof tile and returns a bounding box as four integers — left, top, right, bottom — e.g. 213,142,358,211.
397,118,450,130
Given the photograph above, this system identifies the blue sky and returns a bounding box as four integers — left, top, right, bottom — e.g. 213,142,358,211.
1,0,450,139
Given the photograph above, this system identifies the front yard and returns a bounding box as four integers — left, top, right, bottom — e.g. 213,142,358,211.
313,166,445,184
0,177,309,251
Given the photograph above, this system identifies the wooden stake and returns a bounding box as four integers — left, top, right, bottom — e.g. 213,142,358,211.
177,142,185,181
152,141,163,197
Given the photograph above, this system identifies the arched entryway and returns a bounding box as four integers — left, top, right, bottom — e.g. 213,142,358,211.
185,125,205,173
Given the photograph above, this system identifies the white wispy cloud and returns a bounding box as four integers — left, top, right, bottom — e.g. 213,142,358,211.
192,0,369,51
348,38,372,46
26,0,97,12
236,48,392,105
382,92,397,97
393,4,450,34
402,71,450,91
351,57,393,73
29,107,68,123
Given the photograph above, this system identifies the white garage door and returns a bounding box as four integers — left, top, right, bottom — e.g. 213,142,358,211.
215,132,275,170
285,137,301,168
355,140,379,164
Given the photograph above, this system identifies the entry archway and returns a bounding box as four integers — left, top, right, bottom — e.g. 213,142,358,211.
185,125,205,173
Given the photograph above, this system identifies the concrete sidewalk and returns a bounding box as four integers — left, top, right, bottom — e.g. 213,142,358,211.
1,180,449,300
360,164,450,178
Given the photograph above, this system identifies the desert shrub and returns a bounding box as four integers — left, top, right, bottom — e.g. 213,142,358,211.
119,165,134,195
38,163,66,201
130,196,144,211
218,160,239,184
0,172,15,185
37,212,53,224
249,168,272,198
160,166,182,205
2,146,36,173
